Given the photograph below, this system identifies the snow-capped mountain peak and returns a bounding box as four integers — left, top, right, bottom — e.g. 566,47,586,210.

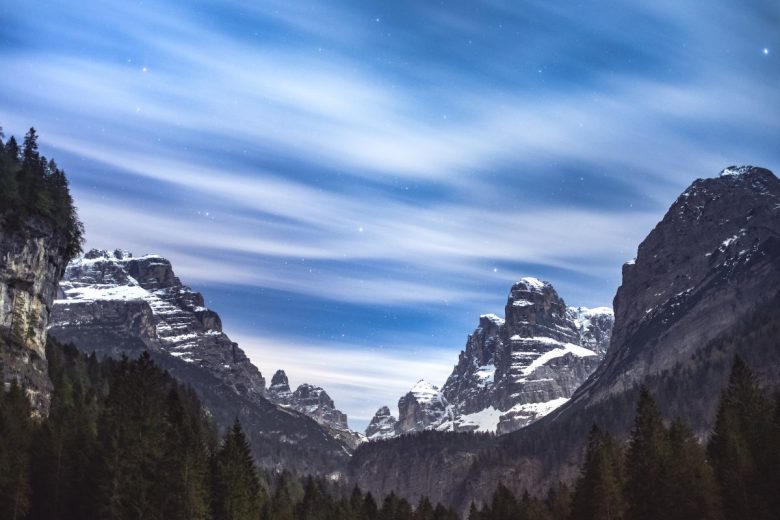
365,406,398,441
50,249,365,453
366,278,613,439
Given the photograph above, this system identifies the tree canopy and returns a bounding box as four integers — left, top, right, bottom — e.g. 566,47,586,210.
1,126,83,260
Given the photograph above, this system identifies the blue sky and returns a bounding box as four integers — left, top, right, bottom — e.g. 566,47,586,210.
1,0,778,431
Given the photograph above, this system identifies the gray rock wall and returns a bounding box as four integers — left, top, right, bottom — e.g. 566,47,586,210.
0,216,69,412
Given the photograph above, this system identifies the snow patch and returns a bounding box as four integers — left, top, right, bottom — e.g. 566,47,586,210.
719,165,754,177
515,342,597,376
59,284,151,302
519,276,546,290
456,406,503,433
409,380,444,404
480,313,505,326
506,397,569,417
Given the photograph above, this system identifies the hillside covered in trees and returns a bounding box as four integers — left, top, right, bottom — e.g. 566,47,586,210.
1,337,777,519
0,339,461,520
469,357,780,520
0,127,83,261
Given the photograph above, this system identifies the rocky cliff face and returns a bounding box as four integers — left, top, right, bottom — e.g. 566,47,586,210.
366,278,612,438
49,249,358,473
573,165,780,406
351,166,780,511
267,369,363,448
397,380,454,434
365,406,399,441
0,216,70,412
50,249,266,397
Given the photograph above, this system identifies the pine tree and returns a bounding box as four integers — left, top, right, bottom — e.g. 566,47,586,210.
432,503,457,520
0,132,20,207
94,353,169,519
546,483,572,520
0,381,34,520
154,389,211,520
297,476,328,520
349,485,364,514
768,391,780,515
571,425,625,520
624,387,669,520
362,492,379,520
212,419,262,519
467,502,481,520
415,496,435,520
20,127,47,212
663,419,721,520
265,484,295,520
486,483,519,520
708,356,774,519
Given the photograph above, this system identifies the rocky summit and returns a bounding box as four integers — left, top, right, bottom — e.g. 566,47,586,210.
570,165,780,416
366,278,613,438
48,249,360,472
267,369,364,448
51,249,266,396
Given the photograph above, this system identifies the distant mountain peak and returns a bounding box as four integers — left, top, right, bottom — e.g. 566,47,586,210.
365,406,398,441
269,369,291,395
366,278,613,439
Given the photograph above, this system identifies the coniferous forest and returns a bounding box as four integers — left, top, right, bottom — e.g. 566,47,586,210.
1,338,777,520
0,127,83,261
0,339,460,520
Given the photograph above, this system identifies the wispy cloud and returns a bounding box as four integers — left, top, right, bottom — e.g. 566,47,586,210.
1,0,777,424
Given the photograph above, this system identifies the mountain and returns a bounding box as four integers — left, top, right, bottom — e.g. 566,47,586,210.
397,380,455,434
572,165,780,410
267,369,365,448
365,406,400,441
350,165,780,510
365,278,613,438
48,249,359,473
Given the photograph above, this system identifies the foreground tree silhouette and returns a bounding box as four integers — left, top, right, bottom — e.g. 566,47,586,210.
0,381,33,520
155,389,211,520
94,353,168,519
212,419,263,519
570,425,625,520
624,387,669,520
708,356,776,520
664,418,722,520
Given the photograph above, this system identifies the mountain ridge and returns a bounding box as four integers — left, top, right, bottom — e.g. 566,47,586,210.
48,248,363,472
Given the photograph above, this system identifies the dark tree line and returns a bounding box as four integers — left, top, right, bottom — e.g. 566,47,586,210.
1,340,777,519
0,340,459,519
0,126,83,260
468,356,780,520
